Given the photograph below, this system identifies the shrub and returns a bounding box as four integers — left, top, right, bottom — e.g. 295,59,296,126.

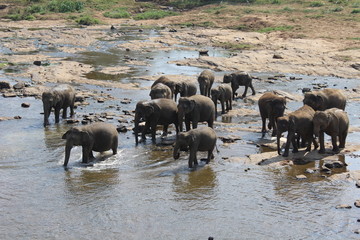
309,1,325,7
47,0,84,13
76,15,100,25
103,9,130,19
257,25,294,33
133,10,178,20
351,9,360,13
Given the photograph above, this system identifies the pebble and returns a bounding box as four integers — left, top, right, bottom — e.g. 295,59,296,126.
3,92,17,98
21,103,30,108
117,125,127,133
66,119,79,124
335,204,352,209
296,175,307,180
354,200,360,208
355,229,360,234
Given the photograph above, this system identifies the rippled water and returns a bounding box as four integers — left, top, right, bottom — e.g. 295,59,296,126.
1,26,360,239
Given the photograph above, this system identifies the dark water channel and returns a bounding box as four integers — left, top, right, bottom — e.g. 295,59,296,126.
1,26,360,239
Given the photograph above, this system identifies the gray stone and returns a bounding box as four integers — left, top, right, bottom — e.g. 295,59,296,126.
296,175,307,180
21,103,30,108
354,200,360,208
0,81,10,89
335,204,352,209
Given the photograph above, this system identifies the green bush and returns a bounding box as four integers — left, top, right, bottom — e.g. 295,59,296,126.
351,9,360,13
76,15,100,25
103,8,130,18
134,10,178,20
309,1,325,7
258,25,294,33
47,0,84,13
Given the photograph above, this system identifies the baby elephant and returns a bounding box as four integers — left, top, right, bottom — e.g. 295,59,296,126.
173,127,217,168
149,83,172,99
62,122,118,166
313,108,349,154
211,83,233,117
223,71,255,99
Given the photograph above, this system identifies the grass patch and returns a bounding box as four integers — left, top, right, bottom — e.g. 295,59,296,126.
214,41,253,50
133,10,178,20
309,1,325,7
103,8,130,19
76,15,100,25
257,25,294,33
351,9,360,14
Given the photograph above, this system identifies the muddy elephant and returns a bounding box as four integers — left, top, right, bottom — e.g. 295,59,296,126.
149,83,172,99
134,98,178,144
62,122,118,166
258,92,286,137
177,95,215,132
174,80,197,102
210,83,233,117
42,84,75,126
277,105,318,157
303,88,346,111
151,76,176,99
223,71,255,99
198,70,215,97
313,108,349,154
173,127,217,168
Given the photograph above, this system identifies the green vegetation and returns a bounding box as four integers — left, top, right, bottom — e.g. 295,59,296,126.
214,41,253,50
133,10,178,20
257,25,294,33
309,1,325,7
76,14,100,25
103,8,130,19
351,9,360,14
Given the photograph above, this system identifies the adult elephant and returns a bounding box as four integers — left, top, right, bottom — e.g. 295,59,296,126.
210,83,233,117
62,122,118,166
313,108,349,154
258,92,286,137
173,127,217,168
277,105,318,157
149,83,172,99
42,84,75,126
198,69,215,97
303,88,346,111
174,80,197,102
151,76,176,99
134,99,178,144
177,95,215,132
223,71,255,99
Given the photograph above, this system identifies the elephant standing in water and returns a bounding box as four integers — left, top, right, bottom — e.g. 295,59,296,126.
173,80,197,102
151,76,177,99
258,92,286,137
177,95,215,132
277,105,318,157
303,88,346,110
313,108,349,154
173,127,217,168
134,99,178,144
223,71,255,99
42,84,75,126
62,122,118,166
210,83,233,117
149,83,172,99
198,70,215,97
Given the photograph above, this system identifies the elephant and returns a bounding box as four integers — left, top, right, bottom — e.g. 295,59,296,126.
151,76,176,99
134,98,178,144
210,83,233,117
223,71,255,99
173,126,217,168
303,88,346,111
258,92,287,137
177,95,215,132
197,69,215,97
173,80,197,102
276,105,318,157
149,83,172,99
313,108,349,154
62,122,118,166
42,84,75,126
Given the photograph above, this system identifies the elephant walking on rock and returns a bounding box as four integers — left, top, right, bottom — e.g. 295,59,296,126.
223,71,255,99
198,70,215,97
177,95,215,132
62,122,118,166
303,88,346,111
211,83,232,117
173,127,217,168
134,99,178,144
313,108,349,154
258,92,286,137
42,84,75,126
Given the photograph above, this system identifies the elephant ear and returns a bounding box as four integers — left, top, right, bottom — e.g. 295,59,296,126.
145,105,154,116
288,116,296,130
185,133,196,145
81,131,91,145
189,100,196,111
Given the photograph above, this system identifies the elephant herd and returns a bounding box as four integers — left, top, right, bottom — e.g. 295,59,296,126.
41,70,350,169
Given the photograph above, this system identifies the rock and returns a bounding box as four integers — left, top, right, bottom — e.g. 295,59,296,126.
305,168,315,174
199,49,209,56
117,125,128,133
3,92,17,98
273,54,283,59
335,204,352,209
97,98,105,103
21,103,30,108
66,119,79,124
110,25,116,30
120,98,131,104
13,82,26,90
169,28,177,32
0,5,8,10
0,81,11,89
122,110,131,115
355,200,360,208
351,63,360,71
302,88,311,93
323,160,346,169
81,120,89,125
355,180,360,188
355,229,360,234
219,135,241,143
118,118,128,124
14,116,21,119
33,61,42,66
296,175,307,180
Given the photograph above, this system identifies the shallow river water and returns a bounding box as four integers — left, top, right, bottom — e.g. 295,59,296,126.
1,26,360,239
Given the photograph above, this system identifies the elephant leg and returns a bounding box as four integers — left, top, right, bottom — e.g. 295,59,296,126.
261,116,267,138
312,137,319,149
62,107,68,119
185,118,191,131
305,136,312,152
151,122,157,142
318,131,326,154
225,100,229,111
141,121,150,141
229,99,232,110
192,121,198,129
206,149,213,164
250,83,256,95
162,124,169,138
331,135,339,153
54,107,61,123
292,135,299,153
82,146,90,163
112,138,118,155
70,104,74,117
283,132,294,157
339,132,347,148
220,100,225,114
241,86,249,98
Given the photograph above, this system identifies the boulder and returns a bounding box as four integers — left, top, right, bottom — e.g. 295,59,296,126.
0,81,10,89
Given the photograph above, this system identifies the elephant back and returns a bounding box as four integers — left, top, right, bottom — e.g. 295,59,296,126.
189,95,215,120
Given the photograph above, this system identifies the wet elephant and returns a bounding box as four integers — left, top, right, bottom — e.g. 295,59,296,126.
42,84,75,126
303,88,346,111
62,122,118,166
198,70,215,97
177,95,215,132
173,126,217,168
210,83,233,117
151,76,176,99
223,71,255,99
313,108,349,154
277,105,318,157
258,92,286,137
174,80,197,102
149,83,172,99
134,99,178,144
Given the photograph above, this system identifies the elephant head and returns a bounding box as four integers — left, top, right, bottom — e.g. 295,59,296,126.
173,132,194,159
276,116,290,155
268,98,286,119
177,97,196,131
223,73,233,83
42,91,60,126
173,82,183,102
313,111,329,138
149,83,171,99
303,92,324,111
62,127,91,166
134,101,154,144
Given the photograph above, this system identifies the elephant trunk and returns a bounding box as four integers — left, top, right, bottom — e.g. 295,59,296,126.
313,126,320,138
134,112,140,144
199,83,206,96
277,131,282,155
173,142,180,159
43,102,51,126
64,143,73,166
177,108,185,132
